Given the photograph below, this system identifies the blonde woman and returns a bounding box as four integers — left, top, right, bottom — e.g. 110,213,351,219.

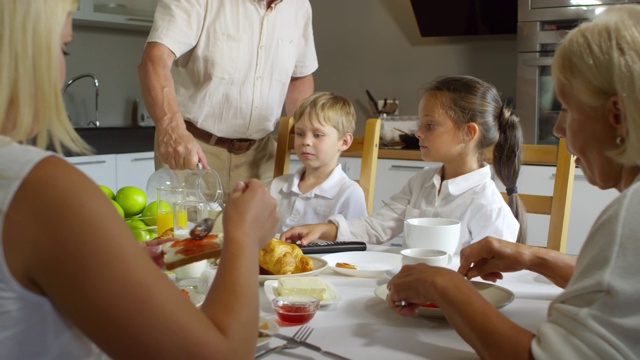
269,92,367,234
0,1,277,358
387,4,640,358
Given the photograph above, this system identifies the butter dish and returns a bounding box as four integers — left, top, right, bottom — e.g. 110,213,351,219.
263,279,342,306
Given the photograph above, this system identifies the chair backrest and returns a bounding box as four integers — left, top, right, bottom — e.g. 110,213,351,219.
485,138,576,252
273,116,381,214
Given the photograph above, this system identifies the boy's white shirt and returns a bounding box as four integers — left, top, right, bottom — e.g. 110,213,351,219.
269,164,367,234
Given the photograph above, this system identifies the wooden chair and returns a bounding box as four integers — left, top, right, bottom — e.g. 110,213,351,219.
273,116,381,214
486,138,576,252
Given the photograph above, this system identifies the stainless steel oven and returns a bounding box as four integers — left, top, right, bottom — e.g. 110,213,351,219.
516,0,640,143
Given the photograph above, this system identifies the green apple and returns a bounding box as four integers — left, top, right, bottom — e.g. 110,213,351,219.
99,185,115,200
141,200,171,226
115,186,147,217
126,218,151,242
111,200,125,218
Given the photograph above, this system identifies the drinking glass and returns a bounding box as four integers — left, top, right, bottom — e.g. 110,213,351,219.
156,186,185,236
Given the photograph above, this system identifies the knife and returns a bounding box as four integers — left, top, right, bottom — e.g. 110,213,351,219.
272,333,351,360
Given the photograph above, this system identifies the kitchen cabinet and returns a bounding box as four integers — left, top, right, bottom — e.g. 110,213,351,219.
67,154,117,190
67,151,155,193
495,165,617,255
73,0,156,31
373,159,440,212
115,152,156,192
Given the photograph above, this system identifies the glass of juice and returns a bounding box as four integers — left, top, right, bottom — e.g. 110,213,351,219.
156,186,185,236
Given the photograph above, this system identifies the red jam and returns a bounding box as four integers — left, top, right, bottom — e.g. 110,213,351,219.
421,302,439,308
273,304,317,325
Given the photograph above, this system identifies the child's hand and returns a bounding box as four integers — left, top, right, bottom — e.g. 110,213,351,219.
280,223,337,246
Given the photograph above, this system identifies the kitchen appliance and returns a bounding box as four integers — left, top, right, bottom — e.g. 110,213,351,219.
516,0,640,143
133,98,154,127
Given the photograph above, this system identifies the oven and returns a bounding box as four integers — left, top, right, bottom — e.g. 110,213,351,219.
516,0,640,144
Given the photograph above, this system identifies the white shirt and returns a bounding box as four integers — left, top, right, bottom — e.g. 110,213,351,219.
147,0,318,139
531,176,640,359
0,138,107,359
329,164,519,252
270,164,367,234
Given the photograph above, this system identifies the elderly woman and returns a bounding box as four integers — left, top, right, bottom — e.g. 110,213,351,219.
0,1,278,359
386,4,640,359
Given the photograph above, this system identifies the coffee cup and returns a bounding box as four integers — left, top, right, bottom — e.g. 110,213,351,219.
401,248,449,267
403,217,461,264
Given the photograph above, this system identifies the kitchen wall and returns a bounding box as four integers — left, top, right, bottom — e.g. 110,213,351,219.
65,0,517,132
310,0,517,133
64,25,148,128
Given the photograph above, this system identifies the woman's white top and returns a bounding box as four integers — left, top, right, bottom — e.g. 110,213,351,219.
0,138,107,359
270,164,367,234
532,176,640,359
329,164,519,252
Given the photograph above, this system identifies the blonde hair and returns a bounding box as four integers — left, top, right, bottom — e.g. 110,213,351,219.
0,0,90,154
293,92,356,136
552,4,640,165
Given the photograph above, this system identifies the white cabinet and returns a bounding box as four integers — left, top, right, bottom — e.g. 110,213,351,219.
67,151,156,193
494,166,617,255
67,154,117,190
372,159,440,212
115,152,156,192
73,0,156,31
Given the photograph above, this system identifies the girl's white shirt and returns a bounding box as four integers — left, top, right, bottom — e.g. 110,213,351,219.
329,164,519,253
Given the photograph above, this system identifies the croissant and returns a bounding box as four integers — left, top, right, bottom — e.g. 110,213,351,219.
259,239,313,275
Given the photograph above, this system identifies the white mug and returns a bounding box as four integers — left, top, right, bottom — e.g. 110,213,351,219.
401,248,449,267
403,217,461,263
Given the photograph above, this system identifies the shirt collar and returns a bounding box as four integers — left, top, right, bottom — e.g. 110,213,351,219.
258,0,284,9
436,164,492,196
283,164,347,199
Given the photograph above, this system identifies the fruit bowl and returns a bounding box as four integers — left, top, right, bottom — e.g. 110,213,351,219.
271,295,320,325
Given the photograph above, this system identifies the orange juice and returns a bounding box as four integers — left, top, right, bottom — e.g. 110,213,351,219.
157,211,173,236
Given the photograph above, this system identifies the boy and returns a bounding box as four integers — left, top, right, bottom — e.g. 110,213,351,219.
269,92,367,234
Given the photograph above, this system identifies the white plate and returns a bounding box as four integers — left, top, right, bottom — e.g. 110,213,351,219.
257,316,279,346
374,281,515,318
322,251,402,278
258,256,328,282
263,279,342,306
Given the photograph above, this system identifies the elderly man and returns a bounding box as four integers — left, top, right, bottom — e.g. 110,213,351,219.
139,0,318,199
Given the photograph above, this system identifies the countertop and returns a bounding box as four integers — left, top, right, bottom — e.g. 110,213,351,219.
71,127,155,156
71,127,423,160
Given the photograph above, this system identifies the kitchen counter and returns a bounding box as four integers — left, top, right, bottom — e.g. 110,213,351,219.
342,148,422,161
72,127,155,156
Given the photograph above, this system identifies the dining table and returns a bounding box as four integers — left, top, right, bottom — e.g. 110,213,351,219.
215,243,563,360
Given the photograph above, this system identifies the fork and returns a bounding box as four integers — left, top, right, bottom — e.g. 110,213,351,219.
254,326,307,359
293,325,314,343
291,326,351,360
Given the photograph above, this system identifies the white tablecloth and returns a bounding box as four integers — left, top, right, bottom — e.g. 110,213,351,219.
250,245,563,359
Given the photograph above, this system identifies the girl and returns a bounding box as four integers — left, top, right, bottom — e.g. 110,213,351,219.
281,75,525,253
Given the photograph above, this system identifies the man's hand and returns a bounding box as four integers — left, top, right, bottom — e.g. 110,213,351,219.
154,121,208,170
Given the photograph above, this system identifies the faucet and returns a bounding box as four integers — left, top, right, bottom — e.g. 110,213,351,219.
62,73,99,128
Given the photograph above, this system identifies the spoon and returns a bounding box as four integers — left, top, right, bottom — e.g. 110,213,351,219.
189,217,214,239
382,200,410,224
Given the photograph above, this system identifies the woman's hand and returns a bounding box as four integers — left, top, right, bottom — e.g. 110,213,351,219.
139,237,175,268
386,264,455,316
279,223,337,246
458,237,530,282
223,180,279,249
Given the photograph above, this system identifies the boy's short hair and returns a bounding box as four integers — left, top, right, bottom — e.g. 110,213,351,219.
293,92,356,136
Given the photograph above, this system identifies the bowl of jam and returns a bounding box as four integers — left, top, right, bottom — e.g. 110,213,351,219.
271,295,320,325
